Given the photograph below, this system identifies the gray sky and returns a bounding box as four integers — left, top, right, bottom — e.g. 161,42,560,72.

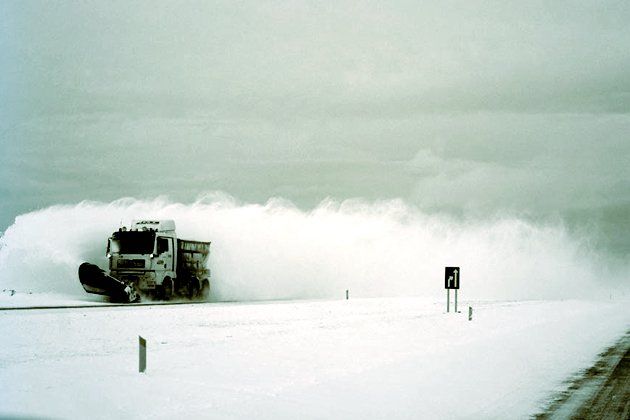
1,1,629,256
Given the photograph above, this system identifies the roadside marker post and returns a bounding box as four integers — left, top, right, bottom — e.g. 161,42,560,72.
444,267,460,313
346,289,349,300
139,336,146,373
468,306,473,321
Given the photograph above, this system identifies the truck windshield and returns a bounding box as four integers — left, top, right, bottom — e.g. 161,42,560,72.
109,231,156,255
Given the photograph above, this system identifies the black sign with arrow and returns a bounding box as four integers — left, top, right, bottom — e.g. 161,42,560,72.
445,267,460,289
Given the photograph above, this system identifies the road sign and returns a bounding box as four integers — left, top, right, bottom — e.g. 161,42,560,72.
445,267,460,289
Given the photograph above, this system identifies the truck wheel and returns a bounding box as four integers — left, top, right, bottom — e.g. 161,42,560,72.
189,277,199,299
162,277,173,301
200,279,210,300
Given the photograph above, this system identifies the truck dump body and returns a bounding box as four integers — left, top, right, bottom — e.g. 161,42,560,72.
177,239,210,280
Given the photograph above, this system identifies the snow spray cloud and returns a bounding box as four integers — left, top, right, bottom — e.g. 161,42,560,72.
0,194,624,301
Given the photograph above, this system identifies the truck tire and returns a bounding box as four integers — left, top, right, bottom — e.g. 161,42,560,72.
200,279,210,301
189,277,200,299
162,277,173,301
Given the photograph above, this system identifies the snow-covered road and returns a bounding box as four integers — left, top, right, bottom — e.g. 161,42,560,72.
1,297,628,419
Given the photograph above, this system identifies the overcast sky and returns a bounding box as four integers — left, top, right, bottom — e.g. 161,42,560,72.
1,1,629,255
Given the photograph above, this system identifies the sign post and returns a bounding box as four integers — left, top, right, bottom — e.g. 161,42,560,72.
444,267,460,313
455,289,458,313
447,289,450,312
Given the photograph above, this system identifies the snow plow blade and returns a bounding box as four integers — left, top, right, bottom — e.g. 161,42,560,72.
78,262,140,303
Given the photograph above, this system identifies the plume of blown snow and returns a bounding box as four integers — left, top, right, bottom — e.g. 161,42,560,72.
0,194,623,302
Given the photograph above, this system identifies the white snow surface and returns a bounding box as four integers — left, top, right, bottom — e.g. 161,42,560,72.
0,297,628,419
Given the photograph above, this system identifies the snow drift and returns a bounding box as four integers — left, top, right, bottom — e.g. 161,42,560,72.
0,194,624,302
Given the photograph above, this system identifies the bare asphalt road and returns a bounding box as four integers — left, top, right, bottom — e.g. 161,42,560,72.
536,331,629,419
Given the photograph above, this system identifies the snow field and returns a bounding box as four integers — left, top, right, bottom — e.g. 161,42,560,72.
0,297,628,419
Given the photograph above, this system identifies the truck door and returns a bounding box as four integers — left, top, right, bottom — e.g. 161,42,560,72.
156,237,174,271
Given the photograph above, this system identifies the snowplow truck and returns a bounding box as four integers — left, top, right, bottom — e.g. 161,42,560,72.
79,220,211,303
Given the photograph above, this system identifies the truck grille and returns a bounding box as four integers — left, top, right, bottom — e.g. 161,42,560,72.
117,259,145,269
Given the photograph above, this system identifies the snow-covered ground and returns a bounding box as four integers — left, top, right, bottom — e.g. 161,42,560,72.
0,297,628,419
0,290,106,307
